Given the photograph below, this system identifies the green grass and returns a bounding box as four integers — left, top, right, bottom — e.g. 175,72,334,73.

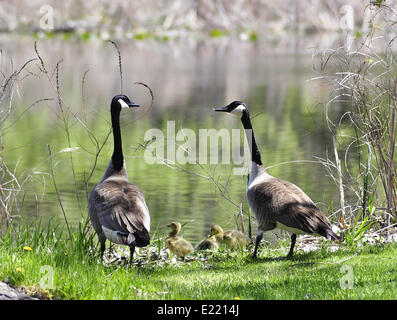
1,221,396,300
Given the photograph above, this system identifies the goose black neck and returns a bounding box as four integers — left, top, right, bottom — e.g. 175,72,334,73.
241,110,262,166
111,105,124,171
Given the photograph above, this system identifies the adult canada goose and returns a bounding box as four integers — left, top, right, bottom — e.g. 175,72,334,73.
210,225,250,249
195,235,218,251
88,94,151,264
165,222,194,259
214,101,339,258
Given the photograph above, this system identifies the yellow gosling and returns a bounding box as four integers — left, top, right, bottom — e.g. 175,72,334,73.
210,225,250,249
165,222,194,259
195,235,219,251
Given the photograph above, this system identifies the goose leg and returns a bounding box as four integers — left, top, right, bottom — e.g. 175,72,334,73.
128,245,135,266
253,231,264,259
100,240,106,261
287,234,297,258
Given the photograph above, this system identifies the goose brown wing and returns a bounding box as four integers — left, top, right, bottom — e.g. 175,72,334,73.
250,178,333,236
276,200,333,235
275,179,334,235
92,179,150,245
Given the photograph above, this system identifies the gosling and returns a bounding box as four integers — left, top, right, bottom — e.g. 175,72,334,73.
195,235,218,251
165,222,194,259
210,225,250,249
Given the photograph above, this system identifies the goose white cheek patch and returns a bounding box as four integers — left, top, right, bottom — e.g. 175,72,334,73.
231,104,246,115
118,99,129,109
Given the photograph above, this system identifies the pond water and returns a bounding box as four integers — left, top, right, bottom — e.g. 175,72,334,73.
0,34,348,245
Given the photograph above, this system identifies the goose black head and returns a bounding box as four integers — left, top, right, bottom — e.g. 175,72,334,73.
111,94,140,112
214,101,248,117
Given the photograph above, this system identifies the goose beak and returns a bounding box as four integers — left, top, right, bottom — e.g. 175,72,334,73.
128,102,140,108
214,106,229,112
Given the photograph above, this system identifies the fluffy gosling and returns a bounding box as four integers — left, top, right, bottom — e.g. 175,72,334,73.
165,221,194,259
210,225,250,249
195,235,219,251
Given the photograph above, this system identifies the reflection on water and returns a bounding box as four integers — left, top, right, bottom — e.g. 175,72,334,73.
1,35,345,244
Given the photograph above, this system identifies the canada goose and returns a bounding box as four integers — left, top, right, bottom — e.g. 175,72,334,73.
210,225,250,249
165,221,194,259
195,235,219,251
214,101,339,258
88,94,151,264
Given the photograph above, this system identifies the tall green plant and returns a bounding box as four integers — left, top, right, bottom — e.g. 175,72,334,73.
344,215,376,246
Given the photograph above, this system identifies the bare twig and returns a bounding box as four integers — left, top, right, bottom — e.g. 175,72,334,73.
333,136,345,220
108,40,123,94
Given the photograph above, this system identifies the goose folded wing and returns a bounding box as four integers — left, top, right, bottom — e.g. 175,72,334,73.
249,179,313,217
275,202,329,235
275,180,333,235
94,181,150,245
251,179,331,235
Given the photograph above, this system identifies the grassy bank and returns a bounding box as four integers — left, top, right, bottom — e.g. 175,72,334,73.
0,221,396,300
